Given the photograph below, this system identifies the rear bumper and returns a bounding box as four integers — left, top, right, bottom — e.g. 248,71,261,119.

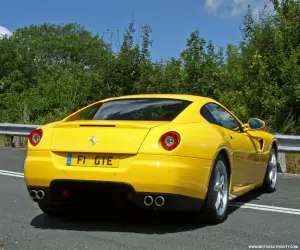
27,180,205,211
24,150,212,211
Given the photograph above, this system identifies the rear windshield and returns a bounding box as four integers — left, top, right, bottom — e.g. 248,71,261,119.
67,98,192,121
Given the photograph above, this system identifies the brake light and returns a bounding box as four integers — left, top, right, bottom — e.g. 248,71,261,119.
29,128,43,146
160,131,180,151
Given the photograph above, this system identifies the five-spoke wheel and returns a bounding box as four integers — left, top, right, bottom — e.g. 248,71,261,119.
204,154,229,224
261,147,278,193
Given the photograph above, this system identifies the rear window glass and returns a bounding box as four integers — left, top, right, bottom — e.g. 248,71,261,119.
67,98,192,121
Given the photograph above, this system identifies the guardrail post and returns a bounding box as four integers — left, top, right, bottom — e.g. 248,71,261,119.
10,136,14,147
10,136,20,148
277,152,287,173
13,136,20,148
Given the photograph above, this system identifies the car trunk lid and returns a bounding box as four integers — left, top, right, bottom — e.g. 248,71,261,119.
50,120,168,154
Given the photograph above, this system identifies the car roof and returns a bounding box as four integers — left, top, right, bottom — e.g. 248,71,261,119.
101,94,215,104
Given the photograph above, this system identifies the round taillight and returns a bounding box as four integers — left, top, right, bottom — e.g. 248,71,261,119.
160,131,180,151
29,128,43,146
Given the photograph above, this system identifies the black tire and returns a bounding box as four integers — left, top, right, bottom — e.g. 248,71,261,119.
260,147,277,193
203,154,229,224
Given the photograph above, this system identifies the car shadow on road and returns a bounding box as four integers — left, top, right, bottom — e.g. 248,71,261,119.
30,190,263,234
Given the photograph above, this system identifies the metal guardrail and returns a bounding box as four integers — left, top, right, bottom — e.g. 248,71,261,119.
0,123,40,136
275,134,300,153
0,123,299,173
0,123,300,151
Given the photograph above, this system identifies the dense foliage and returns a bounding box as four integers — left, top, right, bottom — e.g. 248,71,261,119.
1,0,300,134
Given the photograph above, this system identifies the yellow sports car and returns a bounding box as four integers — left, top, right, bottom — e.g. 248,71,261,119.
24,94,278,223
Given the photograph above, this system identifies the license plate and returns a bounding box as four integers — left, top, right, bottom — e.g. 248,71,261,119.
66,153,119,167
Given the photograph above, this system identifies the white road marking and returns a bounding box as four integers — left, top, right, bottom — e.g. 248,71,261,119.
0,170,24,178
1,170,300,216
230,202,300,215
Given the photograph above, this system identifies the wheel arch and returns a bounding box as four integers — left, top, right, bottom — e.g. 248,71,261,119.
272,140,278,157
206,146,233,198
219,149,231,182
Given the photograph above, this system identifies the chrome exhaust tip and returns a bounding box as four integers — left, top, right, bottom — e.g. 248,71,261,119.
29,190,37,199
36,190,45,200
155,196,165,207
144,196,154,206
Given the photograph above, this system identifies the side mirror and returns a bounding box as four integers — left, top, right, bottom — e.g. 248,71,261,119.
248,118,265,130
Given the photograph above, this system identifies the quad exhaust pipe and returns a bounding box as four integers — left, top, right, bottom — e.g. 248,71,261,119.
37,190,45,199
29,190,37,199
144,196,154,206
143,195,165,207
29,189,45,201
155,196,165,207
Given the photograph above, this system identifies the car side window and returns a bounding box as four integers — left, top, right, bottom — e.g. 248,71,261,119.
202,103,241,131
200,105,219,126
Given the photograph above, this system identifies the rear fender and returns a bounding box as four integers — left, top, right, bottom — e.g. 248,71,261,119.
138,122,223,159
206,145,234,196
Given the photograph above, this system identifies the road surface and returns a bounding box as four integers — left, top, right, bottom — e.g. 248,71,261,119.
0,148,299,250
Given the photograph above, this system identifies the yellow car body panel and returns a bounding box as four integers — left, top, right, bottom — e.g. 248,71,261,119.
24,94,277,212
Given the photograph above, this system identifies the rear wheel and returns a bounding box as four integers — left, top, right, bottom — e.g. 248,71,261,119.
203,154,229,224
260,147,277,193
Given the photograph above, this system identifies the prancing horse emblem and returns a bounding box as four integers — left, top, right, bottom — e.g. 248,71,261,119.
90,136,97,146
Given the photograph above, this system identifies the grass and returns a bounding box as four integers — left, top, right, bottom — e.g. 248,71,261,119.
0,135,27,148
285,153,300,175
0,136,10,147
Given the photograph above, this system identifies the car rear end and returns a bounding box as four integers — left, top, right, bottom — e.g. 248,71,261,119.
24,97,213,212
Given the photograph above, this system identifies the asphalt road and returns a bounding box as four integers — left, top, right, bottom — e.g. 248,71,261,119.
0,148,300,250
